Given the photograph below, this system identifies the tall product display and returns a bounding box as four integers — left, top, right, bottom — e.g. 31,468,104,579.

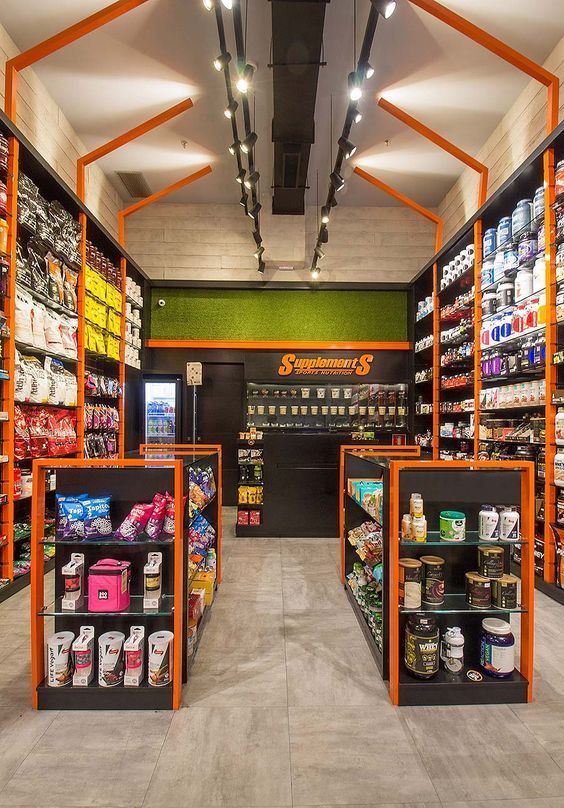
143,378,182,446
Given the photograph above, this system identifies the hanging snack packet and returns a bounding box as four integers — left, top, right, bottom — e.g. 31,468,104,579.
145,493,167,539
56,493,88,540
162,494,187,538
58,498,87,541
82,496,112,540
47,256,65,305
63,267,78,312
114,501,154,542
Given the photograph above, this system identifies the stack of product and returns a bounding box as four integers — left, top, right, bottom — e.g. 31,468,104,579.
348,477,384,522
17,173,81,267
125,276,143,369
237,446,263,526
15,403,77,460
84,241,122,362
439,245,474,291
15,287,78,360
347,520,384,650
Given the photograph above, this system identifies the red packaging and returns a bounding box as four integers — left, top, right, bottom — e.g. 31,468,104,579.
189,590,205,622
237,510,249,526
47,409,77,456
27,407,49,457
14,405,30,460
114,501,154,542
145,493,167,539
13,467,22,500
249,510,261,526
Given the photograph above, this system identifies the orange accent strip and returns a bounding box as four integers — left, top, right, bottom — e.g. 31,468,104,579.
473,219,483,458
117,166,213,245
339,445,422,586
353,167,444,253
544,148,557,582
146,339,411,351
407,0,559,133
4,0,150,121
76,212,87,459
378,98,489,207
388,460,400,705
520,459,535,702
76,98,194,202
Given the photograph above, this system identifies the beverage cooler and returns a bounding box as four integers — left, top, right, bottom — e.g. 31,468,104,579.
142,376,182,445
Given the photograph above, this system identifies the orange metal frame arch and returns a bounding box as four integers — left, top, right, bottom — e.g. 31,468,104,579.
408,0,560,135
117,165,213,245
377,97,489,207
4,0,151,122
353,166,444,254
77,97,194,202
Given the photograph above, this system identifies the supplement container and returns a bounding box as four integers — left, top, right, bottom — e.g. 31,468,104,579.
512,199,533,236
480,618,515,678
533,256,545,293
533,186,545,222
518,235,537,266
405,614,439,680
483,228,497,257
515,267,533,301
556,409,564,446
497,216,512,247
556,159,564,198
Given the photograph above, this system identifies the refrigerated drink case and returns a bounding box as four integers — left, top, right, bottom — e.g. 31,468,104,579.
143,379,181,444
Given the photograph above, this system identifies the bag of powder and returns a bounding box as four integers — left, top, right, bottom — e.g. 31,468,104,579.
58,497,87,541
82,496,112,540
145,493,167,540
114,501,154,542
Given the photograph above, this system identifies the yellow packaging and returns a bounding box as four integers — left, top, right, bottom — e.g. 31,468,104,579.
106,334,120,361
193,571,215,606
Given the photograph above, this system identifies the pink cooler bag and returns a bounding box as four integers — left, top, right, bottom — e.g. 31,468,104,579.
88,559,131,612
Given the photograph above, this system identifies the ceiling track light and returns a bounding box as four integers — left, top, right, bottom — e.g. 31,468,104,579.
371,0,396,18
310,265,320,280
319,226,329,244
239,193,248,207
236,169,246,184
220,0,234,8
314,246,325,261
338,136,356,159
202,0,214,10
254,245,265,260
329,196,338,208
258,260,266,274
253,229,262,246
229,140,241,155
244,170,260,189
213,52,231,72
248,202,262,219
224,99,238,119
330,171,345,191
364,62,375,79
351,105,362,124
348,71,363,102
321,206,330,225
236,64,255,94
241,131,258,154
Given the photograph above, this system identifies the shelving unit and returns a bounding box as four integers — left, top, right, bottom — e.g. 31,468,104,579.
388,459,534,706
0,107,149,601
411,264,436,455
236,439,264,535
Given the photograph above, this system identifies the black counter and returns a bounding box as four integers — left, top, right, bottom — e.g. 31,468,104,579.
238,433,346,538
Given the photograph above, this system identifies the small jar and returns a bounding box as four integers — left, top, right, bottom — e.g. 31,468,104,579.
480,618,515,678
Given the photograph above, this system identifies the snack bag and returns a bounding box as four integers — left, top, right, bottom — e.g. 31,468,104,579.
162,494,187,537
114,501,154,542
14,404,31,460
82,496,112,540
145,493,167,539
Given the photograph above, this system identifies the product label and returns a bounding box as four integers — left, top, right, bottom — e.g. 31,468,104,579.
479,511,499,540
404,581,421,610
481,639,514,675
405,631,438,677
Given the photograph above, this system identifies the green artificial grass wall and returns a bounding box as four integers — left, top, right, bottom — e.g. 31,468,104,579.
150,288,408,342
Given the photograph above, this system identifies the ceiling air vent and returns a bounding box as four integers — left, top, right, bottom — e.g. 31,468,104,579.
116,171,151,199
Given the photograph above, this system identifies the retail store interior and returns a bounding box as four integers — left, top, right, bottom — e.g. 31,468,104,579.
1,0,564,805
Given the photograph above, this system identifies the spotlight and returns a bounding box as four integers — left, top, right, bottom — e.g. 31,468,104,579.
338,136,356,159
254,245,265,260
258,260,266,274
315,246,325,261
348,71,362,102
372,0,396,18
236,64,255,94
229,140,241,155
320,226,329,244
221,0,233,8
202,0,214,10
351,105,362,124
213,52,231,72
321,205,330,224
236,169,246,184
241,131,258,154
224,99,238,118
330,171,345,191
239,193,248,208
329,196,338,208
310,266,320,280
364,62,374,80
248,202,262,219
253,229,262,246
244,170,260,189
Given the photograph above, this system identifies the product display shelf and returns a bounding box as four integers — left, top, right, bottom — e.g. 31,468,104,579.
388,459,534,706
31,457,187,710
236,438,264,536
0,106,149,599
411,262,437,455
339,446,422,681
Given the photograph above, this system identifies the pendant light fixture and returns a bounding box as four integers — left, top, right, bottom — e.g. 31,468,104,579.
224,99,238,118
236,64,255,94
244,170,260,189
213,52,231,71
338,136,357,159
241,131,258,154
372,0,396,18
229,140,241,155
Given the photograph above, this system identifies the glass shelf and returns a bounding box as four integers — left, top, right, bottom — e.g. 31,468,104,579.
400,593,526,615
39,533,174,546
39,594,175,617
399,530,526,546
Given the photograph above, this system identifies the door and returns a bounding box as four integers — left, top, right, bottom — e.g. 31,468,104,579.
196,363,244,505
143,377,182,445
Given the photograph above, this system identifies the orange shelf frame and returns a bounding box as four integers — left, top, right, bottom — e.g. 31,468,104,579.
377,97,489,207
387,459,535,706
407,0,559,135
30,456,186,710
140,443,223,586
339,444,421,585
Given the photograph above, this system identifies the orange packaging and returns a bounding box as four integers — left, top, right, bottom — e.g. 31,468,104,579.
0,219,7,255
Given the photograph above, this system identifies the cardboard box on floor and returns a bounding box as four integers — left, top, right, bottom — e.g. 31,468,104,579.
193,571,215,606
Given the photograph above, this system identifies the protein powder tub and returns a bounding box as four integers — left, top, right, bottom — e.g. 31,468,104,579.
405,614,439,680
480,618,515,678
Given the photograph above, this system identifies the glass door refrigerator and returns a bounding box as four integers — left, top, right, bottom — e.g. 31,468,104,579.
143,377,182,445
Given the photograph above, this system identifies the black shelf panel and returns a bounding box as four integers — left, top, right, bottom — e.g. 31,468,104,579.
345,584,384,677
398,666,529,706
36,680,172,710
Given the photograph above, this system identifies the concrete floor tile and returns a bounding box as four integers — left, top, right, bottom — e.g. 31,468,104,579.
0,709,57,793
195,608,285,659
143,706,292,807
289,706,438,806
282,574,349,611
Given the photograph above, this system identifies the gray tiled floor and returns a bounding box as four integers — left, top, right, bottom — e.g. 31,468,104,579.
2,509,564,807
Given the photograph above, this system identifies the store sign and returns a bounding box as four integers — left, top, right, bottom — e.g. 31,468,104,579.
277,353,374,377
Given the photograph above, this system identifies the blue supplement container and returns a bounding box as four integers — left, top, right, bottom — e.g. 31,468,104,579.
497,216,512,247
512,199,533,237
483,228,497,258
480,618,515,678
533,186,545,223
